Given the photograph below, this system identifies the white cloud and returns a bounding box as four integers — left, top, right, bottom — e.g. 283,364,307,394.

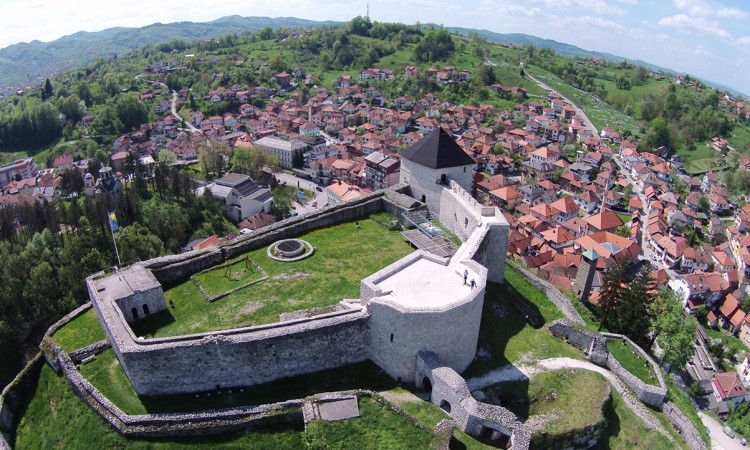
717,7,748,19
673,0,712,17
738,36,750,46
658,14,730,38
694,44,711,58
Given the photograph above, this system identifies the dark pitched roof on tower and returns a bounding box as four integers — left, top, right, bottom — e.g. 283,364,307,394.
401,127,475,169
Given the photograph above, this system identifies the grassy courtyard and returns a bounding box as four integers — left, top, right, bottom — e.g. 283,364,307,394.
51,309,106,353
131,218,414,338
465,266,580,377
607,339,659,386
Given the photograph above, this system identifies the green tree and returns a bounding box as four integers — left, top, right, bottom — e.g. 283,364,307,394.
115,223,164,264
158,149,177,165
598,260,655,343
615,224,631,238
271,190,292,219
650,288,698,372
698,195,711,214
115,93,149,131
42,78,53,100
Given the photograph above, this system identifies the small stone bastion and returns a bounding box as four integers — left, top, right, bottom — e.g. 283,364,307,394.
267,238,314,262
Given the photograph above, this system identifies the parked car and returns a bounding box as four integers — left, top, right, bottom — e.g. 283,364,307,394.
315,186,323,192
724,425,736,439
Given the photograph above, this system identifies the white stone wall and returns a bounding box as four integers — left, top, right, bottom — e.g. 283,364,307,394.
399,159,473,213
365,254,486,382
115,287,167,323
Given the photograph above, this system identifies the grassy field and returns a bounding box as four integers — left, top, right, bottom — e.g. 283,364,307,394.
15,365,305,450
131,218,414,337
607,339,659,385
17,366,440,450
729,124,750,154
305,397,435,450
524,65,640,134
703,324,749,357
600,389,678,449
465,267,580,377
528,369,610,444
51,309,106,353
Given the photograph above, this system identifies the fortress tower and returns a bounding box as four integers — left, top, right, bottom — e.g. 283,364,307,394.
399,127,475,214
574,249,599,303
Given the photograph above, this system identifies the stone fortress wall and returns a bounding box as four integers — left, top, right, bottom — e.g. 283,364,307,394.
416,350,531,450
549,320,667,408
88,181,510,398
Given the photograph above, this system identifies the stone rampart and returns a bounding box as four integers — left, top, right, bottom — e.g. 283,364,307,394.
0,353,43,449
605,354,666,408
663,401,709,450
69,340,111,364
601,333,667,408
110,309,371,396
549,320,595,351
549,321,667,408
143,191,388,286
439,181,509,284
416,351,530,450
55,347,304,438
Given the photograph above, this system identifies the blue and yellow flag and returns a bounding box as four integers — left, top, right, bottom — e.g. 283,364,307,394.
109,211,119,233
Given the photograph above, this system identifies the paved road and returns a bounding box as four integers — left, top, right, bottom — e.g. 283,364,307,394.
700,411,745,449
135,73,201,134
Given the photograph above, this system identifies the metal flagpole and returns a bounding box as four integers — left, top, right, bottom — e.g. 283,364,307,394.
111,227,122,268
108,211,122,268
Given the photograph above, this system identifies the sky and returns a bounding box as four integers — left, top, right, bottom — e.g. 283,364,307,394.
1,0,749,95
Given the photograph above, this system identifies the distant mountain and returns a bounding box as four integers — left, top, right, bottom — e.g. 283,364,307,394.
447,27,669,72
0,16,339,94
447,27,748,98
0,16,744,98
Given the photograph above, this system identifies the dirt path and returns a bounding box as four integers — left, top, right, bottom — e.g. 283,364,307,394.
467,357,674,442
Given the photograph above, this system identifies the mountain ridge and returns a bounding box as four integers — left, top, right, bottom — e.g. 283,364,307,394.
0,15,744,98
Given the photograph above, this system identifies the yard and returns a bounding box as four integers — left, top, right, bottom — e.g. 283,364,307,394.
130,217,414,338
51,309,106,353
464,266,580,377
607,338,659,385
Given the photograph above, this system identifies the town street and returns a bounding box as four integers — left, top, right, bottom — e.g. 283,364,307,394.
274,171,328,215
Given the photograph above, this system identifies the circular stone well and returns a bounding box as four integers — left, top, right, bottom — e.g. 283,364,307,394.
267,238,314,262
277,239,305,257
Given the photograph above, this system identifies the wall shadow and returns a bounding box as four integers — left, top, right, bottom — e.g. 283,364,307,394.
128,309,175,338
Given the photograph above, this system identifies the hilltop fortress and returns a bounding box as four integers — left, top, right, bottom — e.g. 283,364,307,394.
87,128,526,446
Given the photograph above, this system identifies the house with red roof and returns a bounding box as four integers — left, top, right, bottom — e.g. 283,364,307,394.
712,372,749,407
584,210,624,234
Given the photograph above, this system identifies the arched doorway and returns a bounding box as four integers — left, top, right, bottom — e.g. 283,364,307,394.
422,376,432,393
131,307,139,320
421,194,426,203
439,399,452,414
143,304,150,315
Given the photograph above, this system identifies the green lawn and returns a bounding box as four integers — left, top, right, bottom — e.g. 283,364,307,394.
193,259,266,299
607,339,659,386
15,365,305,450
703,324,749,357
465,267,580,377
528,369,610,446
600,389,678,449
51,309,106,353
305,397,435,450
131,218,414,338
524,65,641,134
